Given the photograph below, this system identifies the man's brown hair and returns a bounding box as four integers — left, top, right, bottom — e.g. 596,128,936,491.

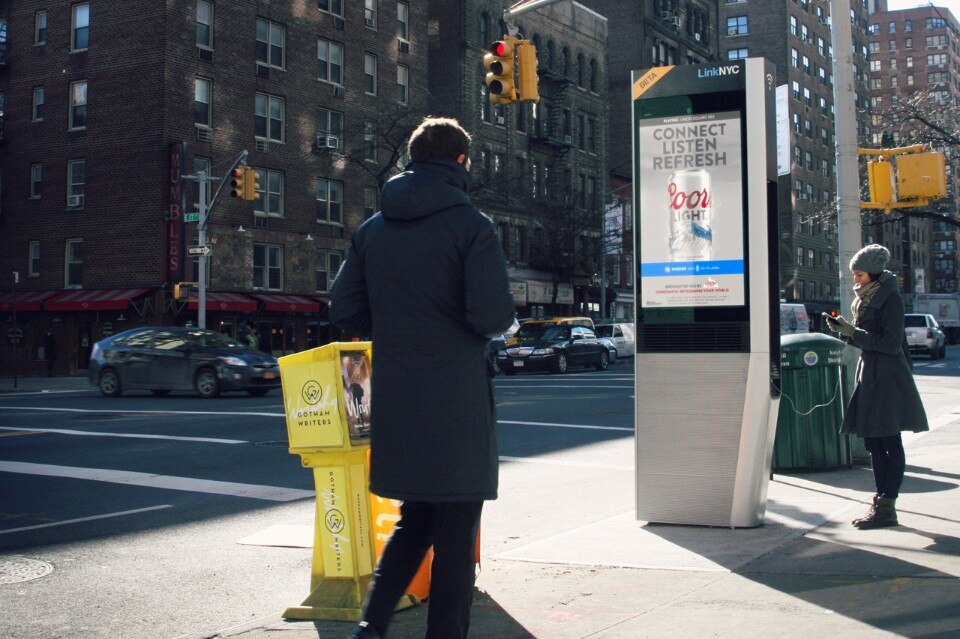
407,117,472,162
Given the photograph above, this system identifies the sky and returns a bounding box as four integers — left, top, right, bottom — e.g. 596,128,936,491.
884,0,960,10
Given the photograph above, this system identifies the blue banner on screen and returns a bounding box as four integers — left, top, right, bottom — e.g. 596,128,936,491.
641,259,745,277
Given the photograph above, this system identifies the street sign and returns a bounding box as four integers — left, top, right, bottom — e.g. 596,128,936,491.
183,212,200,222
187,245,211,256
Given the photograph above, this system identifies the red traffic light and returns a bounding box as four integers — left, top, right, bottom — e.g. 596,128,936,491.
490,41,507,56
231,168,243,178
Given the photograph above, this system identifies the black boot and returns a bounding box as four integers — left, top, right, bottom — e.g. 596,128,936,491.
855,497,898,529
852,494,879,526
346,621,382,639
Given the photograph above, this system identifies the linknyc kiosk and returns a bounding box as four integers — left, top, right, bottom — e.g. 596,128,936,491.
632,59,780,527
278,342,429,621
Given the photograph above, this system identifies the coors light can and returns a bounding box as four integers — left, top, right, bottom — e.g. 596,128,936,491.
667,168,713,262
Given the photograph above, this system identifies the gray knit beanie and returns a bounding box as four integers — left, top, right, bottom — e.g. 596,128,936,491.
849,244,890,274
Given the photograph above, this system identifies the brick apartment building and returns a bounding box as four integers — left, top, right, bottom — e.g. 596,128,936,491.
580,0,720,320
719,0,872,326
866,1,960,295
428,1,610,318
0,0,428,375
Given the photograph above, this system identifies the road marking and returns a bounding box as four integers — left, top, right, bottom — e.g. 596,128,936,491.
499,455,632,471
0,505,173,535
495,385,633,389
499,419,632,432
0,430,49,439
0,462,313,502
0,390,90,398
0,406,284,418
0,426,247,445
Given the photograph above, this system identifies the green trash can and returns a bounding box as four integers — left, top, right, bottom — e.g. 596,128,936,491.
774,333,853,471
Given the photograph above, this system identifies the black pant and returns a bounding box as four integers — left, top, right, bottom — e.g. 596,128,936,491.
363,500,483,639
864,435,905,499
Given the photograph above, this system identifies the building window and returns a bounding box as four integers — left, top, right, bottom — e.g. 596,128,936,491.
255,93,284,142
906,56,913,68
69,81,87,130
363,186,377,219
318,0,344,18
67,160,85,206
926,17,947,29
316,250,343,292
397,2,409,41
317,108,343,150
727,47,748,60
364,53,378,95
363,122,377,162
32,87,44,121
589,58,598,92
316,178,343,224
194,78,211,127
317,39,344,85
254,168,283,217
588,118,597,153
888,39,896,51
253,244,282,290
30,164,42,198
65,239,83,288
72,3,90,51
196,1,213,49
726,15,748,35
364,0,377,28
29,241,41,276
801,24,809,43
256,19,285,69
907,74,914,86
35,11,47,45
397,64,409,104
576,114,585,150
869,59,881,71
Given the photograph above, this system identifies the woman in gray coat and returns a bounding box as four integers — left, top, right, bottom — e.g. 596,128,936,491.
826,244,928,529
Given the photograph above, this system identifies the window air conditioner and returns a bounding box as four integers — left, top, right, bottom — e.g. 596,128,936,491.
326,135,340,148
256,139,270,152
333,84,346,98
67,194,84,207
398,39,410,53
694,32,701,42
365,18,375,28
563,134,572,144
496,116,505,125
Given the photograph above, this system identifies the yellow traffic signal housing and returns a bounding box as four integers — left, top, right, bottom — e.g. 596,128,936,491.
244,167,261,201
896,152,946,200
516,40,539,103
484,37,517,105
230,167,246,198
173,282,192,300
867,160,896,206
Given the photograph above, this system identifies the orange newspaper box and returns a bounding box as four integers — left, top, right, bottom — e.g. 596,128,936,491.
277,342,429,621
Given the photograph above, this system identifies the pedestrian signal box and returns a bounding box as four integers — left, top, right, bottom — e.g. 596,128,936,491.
897,152,946,200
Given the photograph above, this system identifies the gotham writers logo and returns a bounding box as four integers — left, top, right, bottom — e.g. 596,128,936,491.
302,380,323,405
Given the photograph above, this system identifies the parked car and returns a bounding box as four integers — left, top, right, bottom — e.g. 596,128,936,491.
598,337,618,363
506,316,595,347
904,313,947,359
88,326,281,398
486,318,521,376
594,322,635,358
498,324,609,374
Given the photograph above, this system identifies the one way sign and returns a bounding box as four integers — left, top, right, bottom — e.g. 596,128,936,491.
187,245,212,256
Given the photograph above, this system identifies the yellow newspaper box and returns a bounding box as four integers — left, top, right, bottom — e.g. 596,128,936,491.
278,342,429,621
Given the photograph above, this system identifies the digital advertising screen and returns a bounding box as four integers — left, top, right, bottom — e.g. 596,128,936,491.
637,111,745,309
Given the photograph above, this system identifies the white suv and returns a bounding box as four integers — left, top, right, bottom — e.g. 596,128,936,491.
904,313,947,359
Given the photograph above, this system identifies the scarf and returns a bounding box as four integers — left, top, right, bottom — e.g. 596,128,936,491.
852,271,889,326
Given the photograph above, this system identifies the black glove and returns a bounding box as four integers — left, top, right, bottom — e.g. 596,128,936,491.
825,314,856,338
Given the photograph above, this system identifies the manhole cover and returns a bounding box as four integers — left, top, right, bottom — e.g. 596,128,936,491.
0,557,54,585
254,440,290,447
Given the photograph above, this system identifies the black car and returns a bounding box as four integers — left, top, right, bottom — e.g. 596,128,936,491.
497,324,609,374
88,327,281,398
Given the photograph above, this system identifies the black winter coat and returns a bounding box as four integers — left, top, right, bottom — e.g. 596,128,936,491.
839,274,929,438
329,159,515,502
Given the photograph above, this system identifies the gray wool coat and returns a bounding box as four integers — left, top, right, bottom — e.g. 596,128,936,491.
329,158,516,502
839,274,929,438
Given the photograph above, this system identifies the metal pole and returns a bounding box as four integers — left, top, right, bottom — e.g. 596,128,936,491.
11,271,18,389
830,0,861,324
198,170,207,329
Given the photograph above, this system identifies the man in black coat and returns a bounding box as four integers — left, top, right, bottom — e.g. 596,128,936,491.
330,117,515,639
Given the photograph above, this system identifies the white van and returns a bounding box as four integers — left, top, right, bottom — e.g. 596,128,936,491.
779,303,810,335
595,322,636,357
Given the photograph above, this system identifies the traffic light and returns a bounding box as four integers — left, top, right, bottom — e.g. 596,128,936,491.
484,38,517,105
174,282,189,300
243,166,261,201
516,40,539,103
230,167,246,198
866,159,896,206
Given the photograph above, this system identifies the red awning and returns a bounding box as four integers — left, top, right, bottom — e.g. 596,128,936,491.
250,293,321,313
188,292,258,312
45,288,149,312
0,290,59,312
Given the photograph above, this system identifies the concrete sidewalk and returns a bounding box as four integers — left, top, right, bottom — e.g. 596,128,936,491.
198,395,960,638
4,374,959,638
